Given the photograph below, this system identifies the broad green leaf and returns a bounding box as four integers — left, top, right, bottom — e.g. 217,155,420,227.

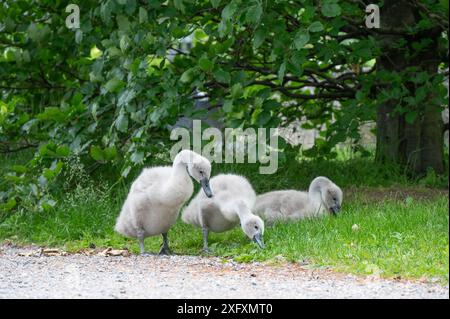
223,99,233,113
173,0,185,12
180,68,195,83
211,0,221,8
218,19,231,38
139,7,148,23
222,1,238,20
253,28,266,49
278,61,286,84
118,89,136,107
104,146,118,161
1,198,16,211
231,83,243,99
104,78,125,93
90,46,103,59
309,21,324,32
120,35,130,52
321,0,341,17
257,111,271,126
91,145,105,161
75,29,83,44
116,15,131,31
199,57,214,72
56,145,70,157
122,166,132,178
294,29,310,50
12,165,27,174
193,29,209,43
115,113,129,132
214,69,231,84
405,112,418,124
130,151,145,164
246,4,263,24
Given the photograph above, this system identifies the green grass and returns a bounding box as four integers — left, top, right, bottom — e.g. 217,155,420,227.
0,150,448,283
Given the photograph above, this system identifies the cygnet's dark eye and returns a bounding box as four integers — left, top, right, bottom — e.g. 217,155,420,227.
254,225,259,230
199,170,204,175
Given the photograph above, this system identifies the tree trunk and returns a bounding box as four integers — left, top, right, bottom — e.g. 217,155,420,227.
375,0,444,175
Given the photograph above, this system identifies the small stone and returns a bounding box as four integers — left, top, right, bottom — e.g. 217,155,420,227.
352,224,359,232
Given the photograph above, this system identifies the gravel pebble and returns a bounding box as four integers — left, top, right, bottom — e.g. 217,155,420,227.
0,245,448,299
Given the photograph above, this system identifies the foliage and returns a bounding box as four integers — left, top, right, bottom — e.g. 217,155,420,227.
0,0,448,212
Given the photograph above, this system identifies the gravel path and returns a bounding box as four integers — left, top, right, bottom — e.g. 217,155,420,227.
0,245,448,299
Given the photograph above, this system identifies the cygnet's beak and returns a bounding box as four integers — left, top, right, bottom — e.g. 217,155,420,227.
329,204,341,215
253,233,265,249
200,177,213,198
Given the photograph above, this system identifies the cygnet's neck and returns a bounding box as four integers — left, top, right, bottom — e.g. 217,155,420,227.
161,153,193,205
233,200,253,221
308,181,325,214
170,150,193,181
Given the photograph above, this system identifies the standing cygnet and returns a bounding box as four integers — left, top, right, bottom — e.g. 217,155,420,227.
254,176,343,225
181,174,265,251
115,150,213,255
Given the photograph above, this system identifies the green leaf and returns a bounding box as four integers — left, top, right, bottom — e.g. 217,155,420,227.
222,1,238,20
1,198,17,211
218,19,232,38
56,145,70,157
211,0,221,8
321,0,341,17
173,0,185,12
263,100,281,110
90,46,103,59
104,146,118,161
213,69,231,84
90,145,105,162
278,61,286,84
121,166,132,178
11,165,27,174
75,29,83,44
253,28,266,49
193,29,209,43
294,29,310,50
115,113,129,132
120,35,130,52
309,21,324,32
180,68,195,83
139,7,148,23
118,89,136,107
405,112,418,124
104,78,125,93
43,161,63,180
230,83,243,99
223,99,233,113
199,57,214,72
40,199,56,212
116,15,131,31
246,4,262,24
257,111,271,126
130,151,145,164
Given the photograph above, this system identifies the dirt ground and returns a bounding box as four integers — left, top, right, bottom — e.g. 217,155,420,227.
0,244,448,299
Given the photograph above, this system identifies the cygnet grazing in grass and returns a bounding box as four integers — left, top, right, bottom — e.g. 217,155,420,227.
254,176,343,225
181,174,265,251
115,150,213,255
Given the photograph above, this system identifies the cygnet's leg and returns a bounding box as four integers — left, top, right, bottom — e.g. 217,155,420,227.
158,232,171,255
202,227,210,253
137,228,151,256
